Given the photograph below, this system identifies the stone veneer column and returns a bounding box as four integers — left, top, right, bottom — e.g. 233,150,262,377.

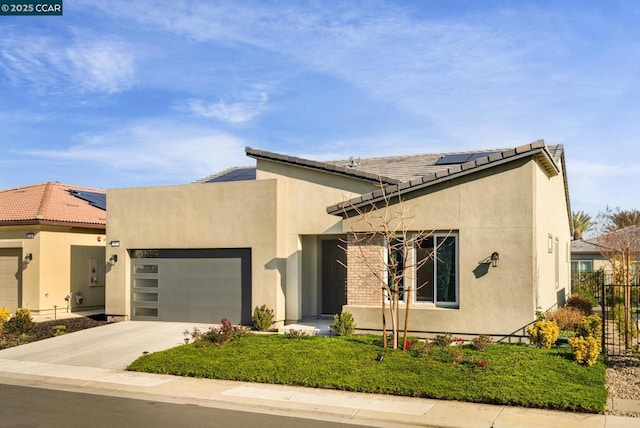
346,233,384,305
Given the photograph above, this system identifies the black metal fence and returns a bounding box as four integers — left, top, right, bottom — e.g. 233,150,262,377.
571,271,607,302
601,283,640,357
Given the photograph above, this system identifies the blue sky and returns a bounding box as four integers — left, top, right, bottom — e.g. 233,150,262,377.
1,1,639,218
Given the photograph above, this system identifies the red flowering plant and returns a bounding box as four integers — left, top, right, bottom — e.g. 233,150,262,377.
403,339,417,351
199,318,249,346
476,360,489,369
453,337,465,345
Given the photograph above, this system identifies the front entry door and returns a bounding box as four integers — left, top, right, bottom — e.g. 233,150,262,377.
0,249,20,312
322,240,347,314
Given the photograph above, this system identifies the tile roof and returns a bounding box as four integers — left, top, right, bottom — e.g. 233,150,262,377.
571,238,602,254
0,182,106,228
246,142,563,187
327,141,564,215
244,141,566,217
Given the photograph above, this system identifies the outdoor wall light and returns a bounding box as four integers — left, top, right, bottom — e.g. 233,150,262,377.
24,253,33,263
26,232,35,239
108,254,118,265
491,252,500,268
109,240,120,247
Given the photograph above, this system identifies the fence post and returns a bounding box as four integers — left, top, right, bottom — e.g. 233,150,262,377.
601,281,606,360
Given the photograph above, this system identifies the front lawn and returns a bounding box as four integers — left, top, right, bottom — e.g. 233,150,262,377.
127,334,607,413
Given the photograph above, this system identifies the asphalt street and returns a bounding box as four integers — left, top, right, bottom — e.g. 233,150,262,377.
0,383,370,428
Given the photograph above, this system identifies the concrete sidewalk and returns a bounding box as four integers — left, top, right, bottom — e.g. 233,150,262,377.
0,321,637,428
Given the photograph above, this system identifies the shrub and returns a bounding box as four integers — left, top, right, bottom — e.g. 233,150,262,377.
547,306,583,332
433,346,463,365
252,305,275,331
409,340,435,357
471,334,493,352
53,325,67,336
566,294,593,316
0,306,9,324
432,333,453,347
198,318,249,346
284,329,310,339
3,307,34,335
527,320,559,349
330,311,356,336
613,302,638,340
569,336,601,366
576,314,602,340
572,287,599,307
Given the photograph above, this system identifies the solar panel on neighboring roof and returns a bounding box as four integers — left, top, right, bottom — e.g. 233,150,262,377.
435,151,500,165
202,167,256,183
435,154,473,165
466,151,500,162
69,190,106,210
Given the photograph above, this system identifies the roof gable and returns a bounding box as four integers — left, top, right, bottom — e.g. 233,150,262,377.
0,182,106,228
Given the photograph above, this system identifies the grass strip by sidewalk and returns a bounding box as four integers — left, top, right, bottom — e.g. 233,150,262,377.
127,334,607,413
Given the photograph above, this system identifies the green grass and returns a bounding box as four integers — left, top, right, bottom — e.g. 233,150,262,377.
127,334,607,413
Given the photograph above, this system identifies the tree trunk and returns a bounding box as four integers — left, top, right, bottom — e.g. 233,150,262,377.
391,288,398,349
402,285,411,351
381,288,387,348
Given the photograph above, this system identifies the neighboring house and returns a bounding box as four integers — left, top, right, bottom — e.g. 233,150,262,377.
571,228,640,286
0,182,106,314
105,140,571,337
571,238,609,275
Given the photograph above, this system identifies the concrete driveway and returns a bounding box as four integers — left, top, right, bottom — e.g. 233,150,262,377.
0,321,212,370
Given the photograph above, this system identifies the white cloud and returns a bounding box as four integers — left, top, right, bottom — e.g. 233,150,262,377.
65,34,135,94
184,92,268,123
0,30,134,95
19,120,250,185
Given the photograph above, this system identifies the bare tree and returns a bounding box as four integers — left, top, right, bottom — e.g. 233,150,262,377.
596,208,640,349
338,183,445,350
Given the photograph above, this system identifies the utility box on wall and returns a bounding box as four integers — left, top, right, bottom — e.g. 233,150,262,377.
89,258,98,286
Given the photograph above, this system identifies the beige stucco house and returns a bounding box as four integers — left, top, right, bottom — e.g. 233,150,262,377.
0,182,107,314
105,140,571,337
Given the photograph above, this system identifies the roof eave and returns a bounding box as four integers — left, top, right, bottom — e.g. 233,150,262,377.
0,219,106,229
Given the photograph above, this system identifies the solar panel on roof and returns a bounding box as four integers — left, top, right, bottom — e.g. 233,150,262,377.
434,154,472,165
466,151,500,161
435,151,501,165
69,190,106,210
205,167,256,183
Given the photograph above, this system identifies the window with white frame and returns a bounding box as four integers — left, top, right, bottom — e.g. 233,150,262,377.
385,234,458,306
571,260,593,273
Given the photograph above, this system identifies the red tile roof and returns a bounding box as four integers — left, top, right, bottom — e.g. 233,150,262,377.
0,182,106,228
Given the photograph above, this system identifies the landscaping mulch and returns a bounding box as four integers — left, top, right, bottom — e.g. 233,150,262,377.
0,316,108,350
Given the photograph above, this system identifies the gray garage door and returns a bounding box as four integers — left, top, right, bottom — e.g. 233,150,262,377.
131,249,251,325
0,249,20,312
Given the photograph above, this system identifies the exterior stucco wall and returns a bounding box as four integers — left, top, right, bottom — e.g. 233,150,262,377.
533,159,571,310
257,159,378,321
105,180,283,322
344,159,554,336
0,226,105,314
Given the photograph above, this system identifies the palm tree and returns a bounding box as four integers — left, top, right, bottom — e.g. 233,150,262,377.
572,211,594,240
607,209,640,231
